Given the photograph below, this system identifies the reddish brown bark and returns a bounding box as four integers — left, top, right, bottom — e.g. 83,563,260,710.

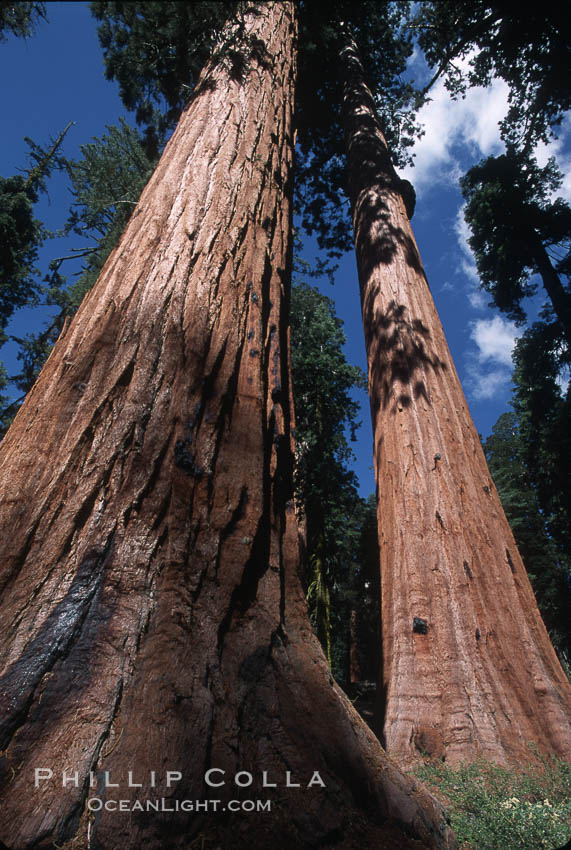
0,5,456,849
341,36,571,768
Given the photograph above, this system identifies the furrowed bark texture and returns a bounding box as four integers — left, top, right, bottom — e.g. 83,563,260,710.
341,36,571,768
0,5,456,849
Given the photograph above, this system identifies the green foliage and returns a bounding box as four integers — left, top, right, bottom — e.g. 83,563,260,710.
56,118,157,308
461,149,571,329
289,279,366,579
415,754,571,850
0,174,45,327
483,410,571,664
512,321,571,560
0,1,46,41
0,360,14,434
290,281,365,493
0,126,71,333
351,493,381,680
416,2,570,150
0,129,71,435
90,2,235,155
306,545,332,666
290,280,374,678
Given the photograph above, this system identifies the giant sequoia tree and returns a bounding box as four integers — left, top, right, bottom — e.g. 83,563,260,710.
340,32,571,766
0,5,456,849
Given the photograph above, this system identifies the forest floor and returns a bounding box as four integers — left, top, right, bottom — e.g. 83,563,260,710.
347,681,571,850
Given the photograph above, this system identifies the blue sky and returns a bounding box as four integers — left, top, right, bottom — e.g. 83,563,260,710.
2,2,569,497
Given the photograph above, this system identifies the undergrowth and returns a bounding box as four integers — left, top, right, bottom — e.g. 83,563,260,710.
413,748,571,849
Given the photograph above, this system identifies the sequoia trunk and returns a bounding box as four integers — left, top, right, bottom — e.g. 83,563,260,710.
341,36,571,767
0,5,456,849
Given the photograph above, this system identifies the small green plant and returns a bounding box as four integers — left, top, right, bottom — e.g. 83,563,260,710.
413,749,571,849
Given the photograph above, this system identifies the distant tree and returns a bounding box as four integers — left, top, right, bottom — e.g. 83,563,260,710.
0,125,71,332
511,321,571,559
0,1,46,41
483,411,571,665
289,280,365,671
0,125,71,432
461,149,571,346
0,362,10,433
59,118,157,304
349,493,381,684
0,174,44,328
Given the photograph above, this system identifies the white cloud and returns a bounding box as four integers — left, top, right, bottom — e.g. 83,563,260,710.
556,364,570,394
464,316,520,400
438,280,455,294
470,316,518,366
402,55,571,205
400,56,509,194
466,365,511,401
453,205,488,309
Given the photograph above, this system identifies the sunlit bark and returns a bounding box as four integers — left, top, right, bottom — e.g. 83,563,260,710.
341,33,571,767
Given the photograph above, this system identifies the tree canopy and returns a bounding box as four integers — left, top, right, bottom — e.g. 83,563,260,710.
0,1,45,42
461,148,571,342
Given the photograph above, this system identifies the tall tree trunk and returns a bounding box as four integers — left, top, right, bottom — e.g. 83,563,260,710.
341,34,571,767
0,5,456,849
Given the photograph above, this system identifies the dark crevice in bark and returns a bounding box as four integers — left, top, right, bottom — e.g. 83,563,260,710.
216,407,272,657
190,337,229,439
5,461,119,657
150,490,172,532
216,514,270,658
117,421,137,459
0,529,115,749
199,680,217,809
147,287,175,371
127,429,175,523
220,487,248,553
133,526,167,654
207,338,246,508
45,500,64,534
56,444,119,564
115,357,136,389
59,677,125,846
213,277,279,635
0,518,41,596
230,220,250,265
